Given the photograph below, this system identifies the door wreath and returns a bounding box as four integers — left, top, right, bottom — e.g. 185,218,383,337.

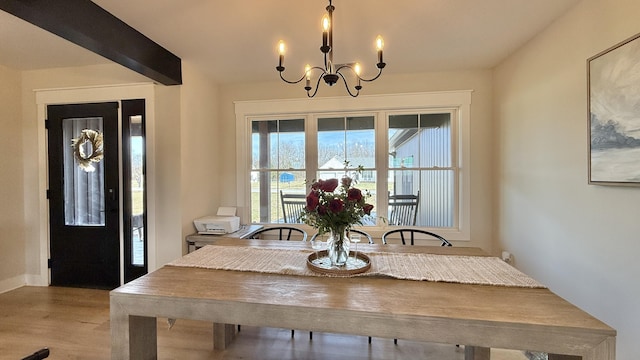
71,129,104,172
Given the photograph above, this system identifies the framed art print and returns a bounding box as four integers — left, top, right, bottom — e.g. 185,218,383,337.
587,32,640,185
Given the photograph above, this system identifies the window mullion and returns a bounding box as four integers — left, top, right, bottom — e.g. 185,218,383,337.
306,114,318,184
376,110,389,225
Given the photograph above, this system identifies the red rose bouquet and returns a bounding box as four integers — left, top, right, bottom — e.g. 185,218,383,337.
300,173,374,236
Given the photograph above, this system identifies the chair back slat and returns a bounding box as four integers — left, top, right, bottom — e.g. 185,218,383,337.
388,191,420,226
280,191,307,223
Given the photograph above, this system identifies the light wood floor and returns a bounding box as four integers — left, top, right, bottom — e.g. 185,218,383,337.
0,286,528,360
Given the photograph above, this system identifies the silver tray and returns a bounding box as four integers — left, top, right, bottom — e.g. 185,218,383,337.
307,250,371,276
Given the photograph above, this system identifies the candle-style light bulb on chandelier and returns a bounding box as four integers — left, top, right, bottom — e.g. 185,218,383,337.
276,0,386,98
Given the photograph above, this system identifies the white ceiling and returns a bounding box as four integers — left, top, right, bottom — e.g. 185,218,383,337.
0,0,581,84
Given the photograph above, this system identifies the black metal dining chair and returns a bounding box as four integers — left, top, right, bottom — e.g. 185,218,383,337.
248,226,308,242
381,228,452,246
309,228,374,244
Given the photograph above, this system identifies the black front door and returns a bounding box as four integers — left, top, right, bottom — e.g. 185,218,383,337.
47,102,120,289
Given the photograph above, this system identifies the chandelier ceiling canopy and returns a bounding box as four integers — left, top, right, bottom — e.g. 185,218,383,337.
276,0,386,98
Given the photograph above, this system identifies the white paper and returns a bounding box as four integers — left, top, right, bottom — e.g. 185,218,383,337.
216,207,237,217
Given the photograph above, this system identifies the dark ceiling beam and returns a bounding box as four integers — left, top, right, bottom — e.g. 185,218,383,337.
0,0,182,85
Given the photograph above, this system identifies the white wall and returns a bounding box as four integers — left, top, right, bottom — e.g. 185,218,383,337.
0,63,26,290
179,61,220,254
494,0,640,358
148,83,182,267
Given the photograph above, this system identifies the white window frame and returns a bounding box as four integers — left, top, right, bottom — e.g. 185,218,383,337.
235,91,472,241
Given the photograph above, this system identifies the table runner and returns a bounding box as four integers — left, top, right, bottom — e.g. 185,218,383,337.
168,245,545,288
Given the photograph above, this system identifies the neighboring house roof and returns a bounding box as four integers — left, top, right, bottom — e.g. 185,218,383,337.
320,155,375,169
319,156,345,169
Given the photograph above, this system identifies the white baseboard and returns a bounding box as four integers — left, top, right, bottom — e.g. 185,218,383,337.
25,274,49,287
0,275,27,294
0,273,49,294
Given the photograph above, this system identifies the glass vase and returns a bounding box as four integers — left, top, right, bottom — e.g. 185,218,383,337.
327,227,350,267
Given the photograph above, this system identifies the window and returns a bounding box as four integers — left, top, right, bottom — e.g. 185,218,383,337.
236,92,471,240
251,118,305,223
62,117,105,226
388,113,455,228
122,99,148,283
316,115,377,225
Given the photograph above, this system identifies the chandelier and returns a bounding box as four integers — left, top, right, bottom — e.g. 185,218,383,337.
275,0,386,98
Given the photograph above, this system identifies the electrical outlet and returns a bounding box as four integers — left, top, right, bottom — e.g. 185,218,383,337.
501,251,513,264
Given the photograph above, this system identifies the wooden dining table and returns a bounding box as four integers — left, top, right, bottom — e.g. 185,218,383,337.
110,238,616,360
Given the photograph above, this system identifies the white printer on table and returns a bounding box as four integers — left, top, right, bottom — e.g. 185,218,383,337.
189,207,262,252
193,207,240,235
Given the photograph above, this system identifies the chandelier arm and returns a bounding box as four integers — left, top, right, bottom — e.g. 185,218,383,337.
335,71,360,98
309,66,328,74
306,75,325,98
278,71,308,85
334,64,354,73
334,63,383,83
357,66,385,83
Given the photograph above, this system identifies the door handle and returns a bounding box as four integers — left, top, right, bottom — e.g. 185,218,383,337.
108,188,117,212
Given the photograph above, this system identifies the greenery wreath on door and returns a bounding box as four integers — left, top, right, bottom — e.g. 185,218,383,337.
71,129,104,172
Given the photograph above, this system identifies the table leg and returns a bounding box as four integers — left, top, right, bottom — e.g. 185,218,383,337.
110,302,129,360
111,302,157,360
130,316,158,359
582,336,616,360
465,346,490,360
212,323,236,350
